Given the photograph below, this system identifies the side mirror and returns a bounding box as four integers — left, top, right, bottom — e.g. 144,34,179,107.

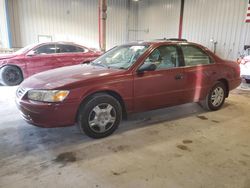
137,63,157,74
26,51,36,57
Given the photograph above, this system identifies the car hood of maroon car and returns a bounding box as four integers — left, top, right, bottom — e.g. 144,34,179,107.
21,64,125,89
0,54,17,60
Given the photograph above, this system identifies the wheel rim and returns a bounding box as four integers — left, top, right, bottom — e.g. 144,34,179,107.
5,69,20,83
211,86,224,107
88,103,116,133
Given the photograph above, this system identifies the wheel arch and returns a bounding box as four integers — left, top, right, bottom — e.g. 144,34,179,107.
217,78,229,97
75,89,127,122
1,64,24,79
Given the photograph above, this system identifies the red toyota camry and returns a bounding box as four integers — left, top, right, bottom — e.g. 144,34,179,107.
0,42,101,86
16,39,241,138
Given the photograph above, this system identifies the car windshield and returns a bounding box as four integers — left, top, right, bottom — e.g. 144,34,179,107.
14,44,37,55
91,45,149,69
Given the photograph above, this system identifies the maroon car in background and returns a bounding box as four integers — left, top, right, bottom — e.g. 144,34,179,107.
16,39,241,138
0,42,102,86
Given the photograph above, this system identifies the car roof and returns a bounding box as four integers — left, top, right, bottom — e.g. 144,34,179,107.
124,39,199,47
37,41,82,46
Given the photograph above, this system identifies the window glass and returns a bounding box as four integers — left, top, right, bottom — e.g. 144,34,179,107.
34,44,56,54
181,45,212,66
75,46,85,52
141,45,179,70
92,45,149,69
15,43,37,55
57,44,76,53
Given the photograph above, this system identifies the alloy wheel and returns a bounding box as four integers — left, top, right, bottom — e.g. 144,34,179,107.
88,103,117,133
211,86,225,107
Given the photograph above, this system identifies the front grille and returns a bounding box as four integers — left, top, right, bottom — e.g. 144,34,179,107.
16,87,27,98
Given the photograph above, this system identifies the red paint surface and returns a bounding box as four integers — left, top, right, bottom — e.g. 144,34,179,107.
0,42,101,79
16,41,241,128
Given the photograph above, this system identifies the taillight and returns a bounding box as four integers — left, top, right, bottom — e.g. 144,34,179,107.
237,58,241,64
236,64,240,76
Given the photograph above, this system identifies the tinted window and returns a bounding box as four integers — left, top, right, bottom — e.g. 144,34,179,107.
34,44,56,54
181,45,212,66
57,44,85,53
75,46,85,52
141,45,179,70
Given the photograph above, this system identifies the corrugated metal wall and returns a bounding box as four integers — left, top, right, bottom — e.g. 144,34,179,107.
8,0,137,50
137,0,250,60
0,0,10,48
8,0,99,48
6,0,250,59
182,0,250,60
107,0,129,48
106,0,138,48
137,0,181,40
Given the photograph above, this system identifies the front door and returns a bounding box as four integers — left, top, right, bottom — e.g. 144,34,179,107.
25,44,57,75
133,45,186,112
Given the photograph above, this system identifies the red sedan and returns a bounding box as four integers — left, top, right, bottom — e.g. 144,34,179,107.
0,42,102,86
16,39,241,138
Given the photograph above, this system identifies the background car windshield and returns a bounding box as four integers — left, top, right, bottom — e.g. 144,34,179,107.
92,45,149,69
14,44,37,55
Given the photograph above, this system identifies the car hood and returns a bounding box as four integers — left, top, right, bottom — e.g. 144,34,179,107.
0,54,17,60
21,64,125,89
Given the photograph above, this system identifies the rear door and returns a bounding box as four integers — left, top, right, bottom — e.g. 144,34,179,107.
180,45,217,102
55,44,98,67
133,45,186,112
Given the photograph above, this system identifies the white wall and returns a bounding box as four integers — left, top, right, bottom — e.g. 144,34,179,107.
0,0,10,48
182,0,250,60
137,0,181,40
8,0,138,50
107,0,128,48
7,0,250,59
8,0,99,49
137,0,250,60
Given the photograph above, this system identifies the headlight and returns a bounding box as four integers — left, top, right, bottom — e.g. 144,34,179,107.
27,90,69,102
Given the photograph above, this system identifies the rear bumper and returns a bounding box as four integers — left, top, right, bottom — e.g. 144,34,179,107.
229,78,242,91
16,98,79,128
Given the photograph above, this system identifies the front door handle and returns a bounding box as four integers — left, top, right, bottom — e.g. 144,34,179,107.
175,74,184,80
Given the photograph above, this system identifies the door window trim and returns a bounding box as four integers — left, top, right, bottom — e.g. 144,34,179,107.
31,44,57,55
136,44,183,72
179,44,215,67
55,44,88,54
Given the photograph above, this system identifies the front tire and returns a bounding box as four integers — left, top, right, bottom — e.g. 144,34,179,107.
0,66,23,86
77,93,122,138
200,81,226,111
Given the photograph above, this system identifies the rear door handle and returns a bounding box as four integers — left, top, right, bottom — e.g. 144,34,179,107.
175,74,184,80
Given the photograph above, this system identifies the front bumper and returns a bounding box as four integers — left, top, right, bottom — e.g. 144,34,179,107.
16,98,79,128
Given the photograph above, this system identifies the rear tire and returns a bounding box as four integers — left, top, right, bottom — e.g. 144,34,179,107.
0,66,23,86
77,93,122,139
200,81,226,111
